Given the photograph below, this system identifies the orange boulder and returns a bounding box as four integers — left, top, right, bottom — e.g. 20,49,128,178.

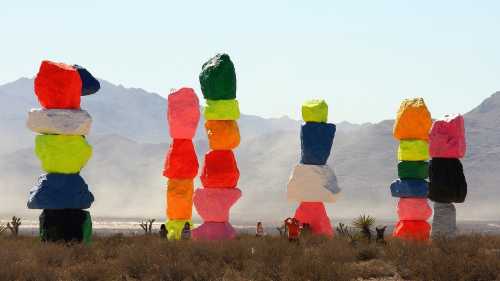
166,179,194,220
205,120,240,150
393,98,432,140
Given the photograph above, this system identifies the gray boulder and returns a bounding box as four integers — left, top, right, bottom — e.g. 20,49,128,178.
432,202,457,238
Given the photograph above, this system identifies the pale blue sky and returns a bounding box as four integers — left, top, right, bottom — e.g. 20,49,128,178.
1,1,499,123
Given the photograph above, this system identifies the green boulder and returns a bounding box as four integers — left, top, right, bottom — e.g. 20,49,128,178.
302,99,328,122
82,211,92,245
167,220,192,240
398,161,429,179
199,53,236,100
35,135,92,174
203,99,240,120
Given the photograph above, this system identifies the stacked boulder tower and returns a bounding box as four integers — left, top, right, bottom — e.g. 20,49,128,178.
428,114,467,238
391,98,432,241
163,88,200,240
192,54,242,240
287,100,340,237
27,60,100,243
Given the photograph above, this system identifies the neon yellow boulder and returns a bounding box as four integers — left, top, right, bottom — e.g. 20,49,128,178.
167,220,192,240
398,140,429,161
302,99,328,122
203,99,240,120
35,135,92,174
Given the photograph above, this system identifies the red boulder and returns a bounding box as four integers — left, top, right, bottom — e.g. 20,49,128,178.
200,150,239,188
294,202,334,237
393,220,430,241
34,60,82,109
163,139,199,179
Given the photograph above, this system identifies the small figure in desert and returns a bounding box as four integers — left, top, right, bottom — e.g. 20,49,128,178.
285,217,301,242
181,222,191,240
256,221,265,237
159,223,167,239
376,225,387,244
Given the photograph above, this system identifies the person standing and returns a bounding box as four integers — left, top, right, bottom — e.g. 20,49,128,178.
181,222,191,240
285,218,300,242
159,224,167,239
256,222,265,237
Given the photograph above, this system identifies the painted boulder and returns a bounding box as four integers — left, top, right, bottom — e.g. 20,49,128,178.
398,161,429,180
27,109,92,135
396,198,432,221
393,98,432,140
35,135,92,174
39,209,91,243
28,173,94,210
390,179,428,198
300,122,336,165
429,114,466,158
166,179,194,220
428,158,467,203
73,64,100,96
393,220,430,241
205,120,240,150
192,222,237,240
431,202,457,238
287,164,340,203
199,53,237,100
200,150,240,188
34,60,82,109
294,202,334,237
167,220,192,240
193,188,241,222
163,139,199,179
398,140,430,161
167,88,200,139
301,99,328,123
203,99,240,121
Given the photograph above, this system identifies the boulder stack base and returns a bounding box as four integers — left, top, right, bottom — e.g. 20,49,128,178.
287,99,340,237
391,98,432,241
163,88,200,240
193,54,242,240
28,60,100,244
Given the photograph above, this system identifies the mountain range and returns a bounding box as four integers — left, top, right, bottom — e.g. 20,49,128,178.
0,78,499,223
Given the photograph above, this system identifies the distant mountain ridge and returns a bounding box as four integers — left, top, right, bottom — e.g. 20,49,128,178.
1,78,499,222
0,78,301,154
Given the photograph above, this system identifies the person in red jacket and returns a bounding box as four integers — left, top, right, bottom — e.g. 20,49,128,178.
285,218,301,242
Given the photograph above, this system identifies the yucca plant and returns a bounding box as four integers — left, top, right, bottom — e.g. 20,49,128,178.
352,215,376,241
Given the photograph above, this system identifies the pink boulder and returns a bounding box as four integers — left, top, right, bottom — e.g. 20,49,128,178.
397,198,432,221
294,202,334,237
429,114,466,158
192,222,237,240
193,188,241,222
167,88,200,139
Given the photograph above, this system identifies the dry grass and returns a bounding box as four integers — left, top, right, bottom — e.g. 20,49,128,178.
0,234,499,281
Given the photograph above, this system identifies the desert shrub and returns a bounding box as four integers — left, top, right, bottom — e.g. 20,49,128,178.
355,243,380,261
384,235,500,281
0,233,499,280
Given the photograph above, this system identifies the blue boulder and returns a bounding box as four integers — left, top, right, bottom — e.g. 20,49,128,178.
390,179,429,198
74,64,100,96
300,122,336,165
28,173,94,209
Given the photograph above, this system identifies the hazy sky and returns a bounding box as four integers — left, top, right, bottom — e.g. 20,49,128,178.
1,1,499,123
